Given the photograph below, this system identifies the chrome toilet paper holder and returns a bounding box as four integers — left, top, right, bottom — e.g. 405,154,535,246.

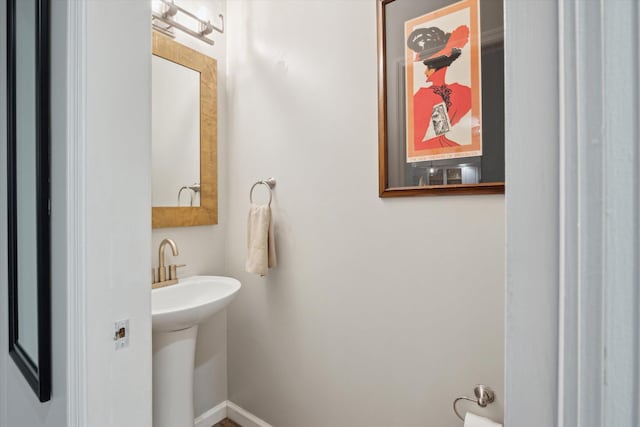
453,384,495,421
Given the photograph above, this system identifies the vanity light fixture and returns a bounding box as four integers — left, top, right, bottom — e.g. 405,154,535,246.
200,21,215,37
151,0,224,45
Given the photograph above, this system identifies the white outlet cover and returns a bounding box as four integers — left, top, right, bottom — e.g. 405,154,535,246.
114,319,130,350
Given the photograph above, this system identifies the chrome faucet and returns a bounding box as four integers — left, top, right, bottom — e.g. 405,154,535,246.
155,238,180,288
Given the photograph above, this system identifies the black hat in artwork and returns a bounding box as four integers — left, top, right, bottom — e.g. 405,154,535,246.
407,26,467,69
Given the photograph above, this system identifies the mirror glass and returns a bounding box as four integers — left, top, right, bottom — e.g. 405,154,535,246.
15,0,39,361
152,55,201,207
7,0,52,402
151,32,218,228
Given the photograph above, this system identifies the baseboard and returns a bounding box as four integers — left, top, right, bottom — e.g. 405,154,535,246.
194,401,272,427
226,401,273,427
194,401,227,427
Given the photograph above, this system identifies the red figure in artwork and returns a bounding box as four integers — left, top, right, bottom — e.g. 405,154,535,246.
407,25,472,150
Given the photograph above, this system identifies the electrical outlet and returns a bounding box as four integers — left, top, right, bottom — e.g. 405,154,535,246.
114,319,129,350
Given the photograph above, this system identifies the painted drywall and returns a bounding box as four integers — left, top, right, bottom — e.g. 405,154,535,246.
0,1,68,426
150,0,230,416
224,1,504,426
504,1,558,424
83,1,153,426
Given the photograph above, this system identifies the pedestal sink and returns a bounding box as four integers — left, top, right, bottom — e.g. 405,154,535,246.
152,276,241,427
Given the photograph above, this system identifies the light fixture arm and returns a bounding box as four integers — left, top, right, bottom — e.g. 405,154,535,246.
152,0,224,45
211,14,224,35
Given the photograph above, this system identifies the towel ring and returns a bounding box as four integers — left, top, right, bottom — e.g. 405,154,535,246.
249,177,276,206
177,186,194,207
453,385,495,421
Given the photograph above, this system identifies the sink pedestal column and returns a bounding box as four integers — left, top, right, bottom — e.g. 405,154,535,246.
152,325,198,427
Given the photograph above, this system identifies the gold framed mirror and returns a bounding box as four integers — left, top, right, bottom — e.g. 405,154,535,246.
151,31,218,228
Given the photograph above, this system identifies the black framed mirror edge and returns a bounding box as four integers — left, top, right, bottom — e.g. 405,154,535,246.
6,0,52,402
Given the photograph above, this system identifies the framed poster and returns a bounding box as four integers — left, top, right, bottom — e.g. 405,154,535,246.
377,0,504,197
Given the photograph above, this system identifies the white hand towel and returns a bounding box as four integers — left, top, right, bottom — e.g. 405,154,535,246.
464,413,502,427
246,203,277,276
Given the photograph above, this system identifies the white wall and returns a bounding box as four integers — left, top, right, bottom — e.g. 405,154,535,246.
0,1,68,426
150,0,229,416
225,1,504,426
504,1,558,424
83,1,153,426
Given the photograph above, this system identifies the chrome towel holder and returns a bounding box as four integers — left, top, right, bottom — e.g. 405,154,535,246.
249,178,276,206
453,385,495,421
177,183,201,207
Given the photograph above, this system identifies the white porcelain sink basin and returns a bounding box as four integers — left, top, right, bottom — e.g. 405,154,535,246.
152,275,241,332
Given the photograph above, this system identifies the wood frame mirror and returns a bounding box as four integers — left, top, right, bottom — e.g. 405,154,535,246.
151,31,218,228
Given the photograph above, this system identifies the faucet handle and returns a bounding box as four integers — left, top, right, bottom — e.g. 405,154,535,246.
168,264,187,280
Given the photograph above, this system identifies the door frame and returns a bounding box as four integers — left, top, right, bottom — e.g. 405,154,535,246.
505,1,640,425
66,0,87,425
63,1,639,426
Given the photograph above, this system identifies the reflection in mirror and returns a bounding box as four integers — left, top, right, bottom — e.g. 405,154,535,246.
152,55,201,207
151,31,218,228
7,0,52,402
15,0,39,362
